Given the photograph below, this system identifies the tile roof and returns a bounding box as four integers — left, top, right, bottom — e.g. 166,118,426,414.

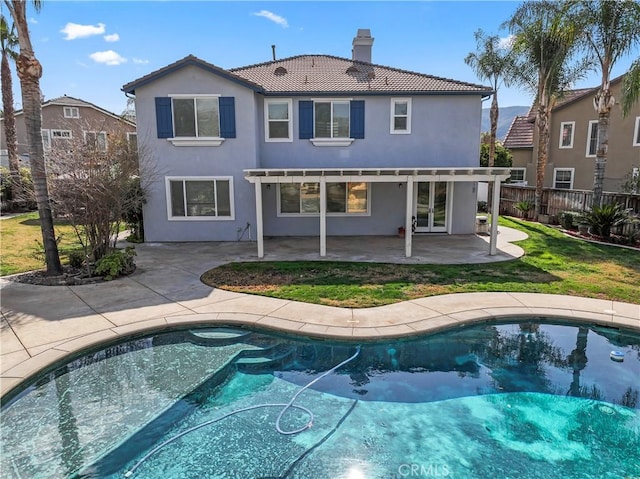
503,114,535,149
122,54,493,96
230,55,492,95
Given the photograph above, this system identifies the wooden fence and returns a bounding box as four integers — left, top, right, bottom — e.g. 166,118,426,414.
500,185,640,217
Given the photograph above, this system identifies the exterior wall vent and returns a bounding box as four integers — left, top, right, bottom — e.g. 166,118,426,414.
274,66,287,76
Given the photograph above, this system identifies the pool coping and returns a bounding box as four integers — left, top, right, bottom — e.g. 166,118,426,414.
2,291,638,401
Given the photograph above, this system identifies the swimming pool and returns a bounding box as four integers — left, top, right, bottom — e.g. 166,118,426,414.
1,320,639,478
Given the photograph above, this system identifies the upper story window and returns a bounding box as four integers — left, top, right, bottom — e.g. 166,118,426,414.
41,129,51,150
51,129,72,139
173,96,220,138
634,117,640,146
315,101,350,139
298,100,364,146
553,168,574,189
63,107,80,119
390,98,411,134
559,121,574,148
278,182,370,216
84,131,107,151
127,132,138,150
586,120,598,157
166,177,233,220
264,99,292,142
155,95,235,146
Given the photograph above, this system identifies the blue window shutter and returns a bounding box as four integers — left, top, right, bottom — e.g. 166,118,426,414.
155,97,173,138
350,100,365,139
299,101,313,139
219,97,236,138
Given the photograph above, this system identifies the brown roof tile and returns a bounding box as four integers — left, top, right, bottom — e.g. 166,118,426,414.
230,55,492,94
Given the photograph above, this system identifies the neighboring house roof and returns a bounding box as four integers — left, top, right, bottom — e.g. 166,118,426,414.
122,54,493,97
230,55,492,96
7,94,136,127
503,114,535,149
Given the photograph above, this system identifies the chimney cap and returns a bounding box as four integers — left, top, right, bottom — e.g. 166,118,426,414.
352,28,374,47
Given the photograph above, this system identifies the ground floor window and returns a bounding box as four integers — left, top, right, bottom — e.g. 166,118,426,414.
553,169,574,190
509,168,526,183
278,182,369,215
166,177,233,219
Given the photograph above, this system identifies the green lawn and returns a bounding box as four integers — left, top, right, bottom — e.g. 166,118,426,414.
0,212,84,276
201,217,640,307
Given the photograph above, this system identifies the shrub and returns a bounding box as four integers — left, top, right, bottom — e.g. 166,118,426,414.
514,200,534,219
559,211,582,230
68,251,86,269
477,201,488,213
580,203,628,239
95,247,136,280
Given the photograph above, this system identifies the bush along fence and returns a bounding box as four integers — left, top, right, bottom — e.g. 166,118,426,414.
500,185,640,241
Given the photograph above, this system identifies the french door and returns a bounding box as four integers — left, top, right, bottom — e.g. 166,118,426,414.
413,182,449,233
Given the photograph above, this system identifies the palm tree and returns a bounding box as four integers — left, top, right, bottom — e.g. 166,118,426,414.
1,14,21,204
465,29,516,211
621,58,640,117
505,0,586,219
571,0,640,207
3,0,61,275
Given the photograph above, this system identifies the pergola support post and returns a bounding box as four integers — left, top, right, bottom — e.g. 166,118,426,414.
405,177,414,257
489,176,501,256
320,177,327,257
254,181,264,258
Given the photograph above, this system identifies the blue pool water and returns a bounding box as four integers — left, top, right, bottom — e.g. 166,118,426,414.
1,320,639,478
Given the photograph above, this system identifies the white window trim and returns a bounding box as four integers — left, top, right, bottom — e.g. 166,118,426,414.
633,117,640,147
41,129,51,150
264,99,293,143
509,168,526,183
127,132,137,142
168,94,224,146
586,120,598,157
51,129,72,139
165,176,235,221
390,98,412,134
311,99,352,146
553,168,574,189
83,131,107,150
63,106,80,119
276,182,371,217
559,121,574,149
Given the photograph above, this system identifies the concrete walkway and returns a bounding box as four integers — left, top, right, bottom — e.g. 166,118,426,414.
1,226,638,399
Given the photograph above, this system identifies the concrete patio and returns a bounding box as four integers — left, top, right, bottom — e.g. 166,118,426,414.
1,226,638,399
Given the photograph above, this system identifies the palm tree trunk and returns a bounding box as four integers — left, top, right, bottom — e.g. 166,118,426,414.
535,103,550,220
6,0,61,275
1,47,22,204
592,85,613,208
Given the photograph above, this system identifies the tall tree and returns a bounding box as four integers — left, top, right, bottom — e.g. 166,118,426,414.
621,57,640,117
3,0,61,275
572,0,640,207
465,29,516,211
1,14,21,204
506,0,586,218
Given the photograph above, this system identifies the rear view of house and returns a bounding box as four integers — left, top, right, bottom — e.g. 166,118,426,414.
123,30,510,257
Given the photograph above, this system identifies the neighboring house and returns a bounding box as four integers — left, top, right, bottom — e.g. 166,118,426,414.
504,78,640,192
0,95,137,167
122,29,510,257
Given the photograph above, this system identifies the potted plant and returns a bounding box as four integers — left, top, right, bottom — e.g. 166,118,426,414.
398,226,405,238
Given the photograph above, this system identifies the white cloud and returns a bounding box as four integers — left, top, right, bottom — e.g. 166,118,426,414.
252,10,288,28
28,17,38,24
104,33,120,42
61,22,106,40
89,50,127,66
498,34,515,50
132,58,149,65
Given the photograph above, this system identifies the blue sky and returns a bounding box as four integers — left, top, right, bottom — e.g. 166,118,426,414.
2,1,637,115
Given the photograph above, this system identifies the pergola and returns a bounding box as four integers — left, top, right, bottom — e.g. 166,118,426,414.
244,167,512,259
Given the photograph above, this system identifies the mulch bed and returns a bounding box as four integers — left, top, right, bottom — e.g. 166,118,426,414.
10,267,105,286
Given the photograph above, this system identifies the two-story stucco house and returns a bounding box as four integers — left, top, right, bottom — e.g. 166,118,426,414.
504,77,640,192
122,30,510,257
0,95,137,167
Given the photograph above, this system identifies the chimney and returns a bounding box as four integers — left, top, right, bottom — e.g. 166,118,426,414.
352,29,374,63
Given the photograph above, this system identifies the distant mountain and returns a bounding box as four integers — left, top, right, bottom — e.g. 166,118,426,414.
481,106,530,140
